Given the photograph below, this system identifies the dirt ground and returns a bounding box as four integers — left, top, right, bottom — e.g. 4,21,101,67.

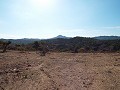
0,51,120,90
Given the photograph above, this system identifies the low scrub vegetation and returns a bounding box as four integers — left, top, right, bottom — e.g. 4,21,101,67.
0,37,120,53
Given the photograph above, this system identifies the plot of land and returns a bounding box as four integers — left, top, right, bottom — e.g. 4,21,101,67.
0,51,120,90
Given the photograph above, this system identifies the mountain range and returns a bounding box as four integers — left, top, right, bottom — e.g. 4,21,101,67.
93,36,120,40
0,35,120,44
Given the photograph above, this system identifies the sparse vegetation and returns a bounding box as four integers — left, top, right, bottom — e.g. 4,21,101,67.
39,37,120,53
33,41,49,56
0,37,120,90
0,41,11,53
1,37,120,53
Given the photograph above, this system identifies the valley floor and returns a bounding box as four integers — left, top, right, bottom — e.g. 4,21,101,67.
0,51,120,90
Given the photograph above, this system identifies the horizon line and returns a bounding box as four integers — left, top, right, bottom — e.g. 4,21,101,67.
0,35,120,39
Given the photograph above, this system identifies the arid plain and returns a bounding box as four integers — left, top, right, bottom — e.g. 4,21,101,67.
0,51,120,90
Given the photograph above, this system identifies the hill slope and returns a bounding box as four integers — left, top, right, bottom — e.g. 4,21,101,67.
94,36,120,40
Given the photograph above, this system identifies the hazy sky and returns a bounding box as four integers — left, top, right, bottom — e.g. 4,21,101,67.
0,0,120,39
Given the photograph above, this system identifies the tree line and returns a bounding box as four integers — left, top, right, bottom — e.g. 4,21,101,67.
0,37,120,54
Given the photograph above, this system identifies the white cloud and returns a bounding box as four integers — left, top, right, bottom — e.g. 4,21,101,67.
0,26,119,39
54,27,120,37
0,34,21,39
102,26,120,29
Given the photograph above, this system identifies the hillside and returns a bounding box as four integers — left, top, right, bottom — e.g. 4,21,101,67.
0,38,41,44
1,36,120,52
94,36,120,40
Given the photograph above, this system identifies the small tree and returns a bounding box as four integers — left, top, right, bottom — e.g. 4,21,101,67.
73,45,79,53
39,41,49,56
2,41,11,53
33,41,49,56
33,41,39,51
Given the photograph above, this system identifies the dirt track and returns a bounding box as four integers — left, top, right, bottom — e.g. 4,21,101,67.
0,51,120,90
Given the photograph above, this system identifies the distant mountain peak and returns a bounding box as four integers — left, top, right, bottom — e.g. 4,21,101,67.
57,35,66,38
53,35,70,39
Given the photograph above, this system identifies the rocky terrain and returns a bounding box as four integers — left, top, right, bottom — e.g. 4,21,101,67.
0,51,120,90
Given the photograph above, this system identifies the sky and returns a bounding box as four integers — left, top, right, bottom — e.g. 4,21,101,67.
0,0,120,39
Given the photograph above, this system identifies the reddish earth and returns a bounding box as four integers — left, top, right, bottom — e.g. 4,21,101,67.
0,51,120,90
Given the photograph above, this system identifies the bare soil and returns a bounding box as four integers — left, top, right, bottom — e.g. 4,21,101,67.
0,51,120,90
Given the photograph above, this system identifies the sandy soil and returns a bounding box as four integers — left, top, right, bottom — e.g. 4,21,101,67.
0,51,120,90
